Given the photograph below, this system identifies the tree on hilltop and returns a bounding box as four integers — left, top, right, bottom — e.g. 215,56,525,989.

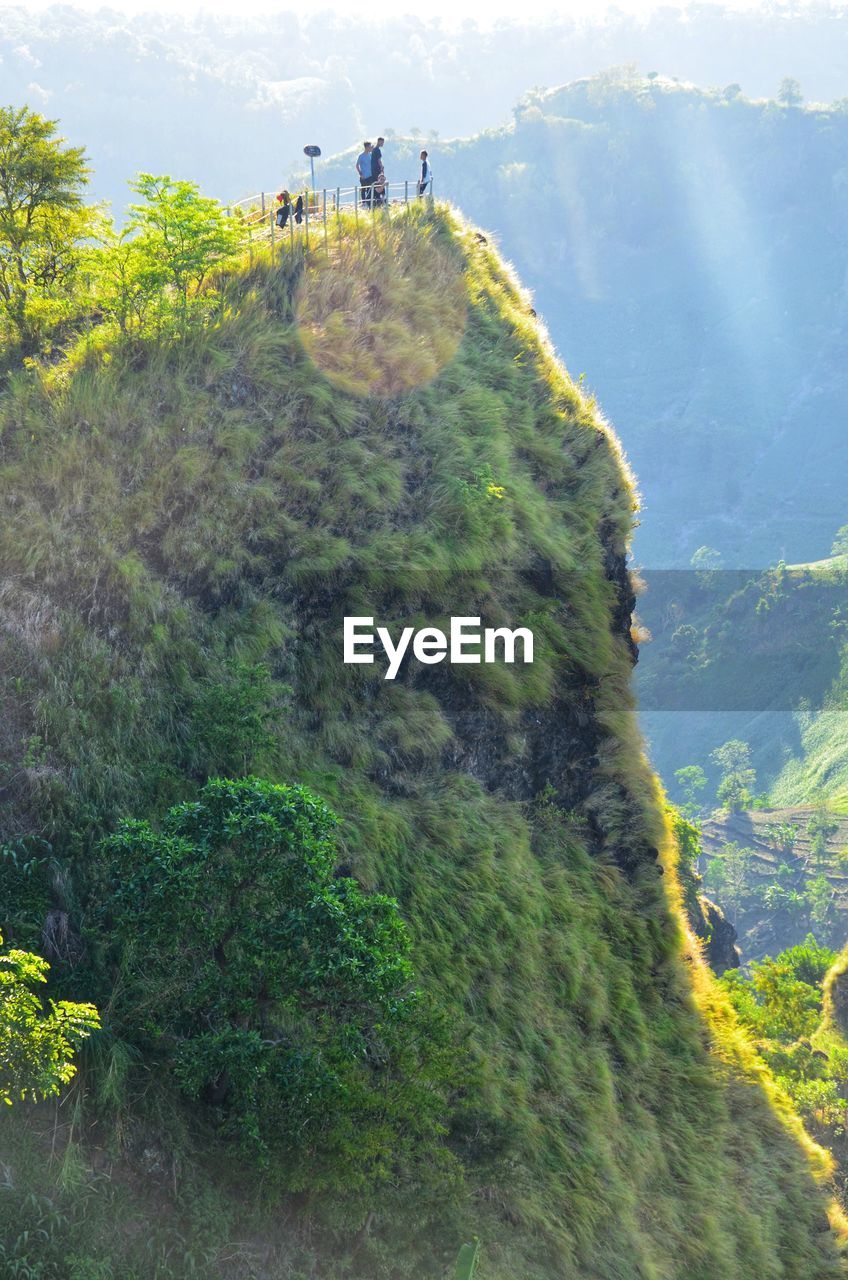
831,524,848,557
778,77,804,108
86,173,246,338
0,105,93,349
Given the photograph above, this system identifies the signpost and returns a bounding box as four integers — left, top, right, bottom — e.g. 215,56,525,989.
303,144,321,196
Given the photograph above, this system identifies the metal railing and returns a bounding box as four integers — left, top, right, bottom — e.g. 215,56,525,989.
227,179,434,256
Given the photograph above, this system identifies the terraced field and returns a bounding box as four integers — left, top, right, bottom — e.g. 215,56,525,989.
699,807,848,961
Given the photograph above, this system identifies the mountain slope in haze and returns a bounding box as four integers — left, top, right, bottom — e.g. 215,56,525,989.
0,206,844,1278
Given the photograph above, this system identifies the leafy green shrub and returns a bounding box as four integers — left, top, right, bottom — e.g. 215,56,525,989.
720,935,836,1042
90,174,244,338
90,777,462,1191
0,934,98,1104
763,821,800,853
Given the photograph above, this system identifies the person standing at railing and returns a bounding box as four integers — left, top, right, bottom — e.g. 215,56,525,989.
372,137,387,205
275,190,292,229
357,141,375,208
417,150,432,197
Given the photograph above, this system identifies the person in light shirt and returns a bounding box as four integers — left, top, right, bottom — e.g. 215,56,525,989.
356,141,375,206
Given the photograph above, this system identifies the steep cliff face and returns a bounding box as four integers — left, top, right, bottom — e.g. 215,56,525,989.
0,207,843,1278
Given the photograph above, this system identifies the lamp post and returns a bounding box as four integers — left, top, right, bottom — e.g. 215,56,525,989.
303,144,321,197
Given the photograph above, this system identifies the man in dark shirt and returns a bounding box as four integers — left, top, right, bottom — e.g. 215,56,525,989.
371,137,387,204
418,150,432,197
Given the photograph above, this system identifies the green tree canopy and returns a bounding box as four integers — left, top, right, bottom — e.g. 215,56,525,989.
711,739,756,812
831,523,848,557
91,777,461,1188
778,77,804,108
124,173,243,327
674,764,708,819
721,935,835,1042
715,841,753,920
0,932,98,1104
0,104,91,347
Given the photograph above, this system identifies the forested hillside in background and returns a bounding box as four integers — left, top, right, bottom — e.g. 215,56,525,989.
636,559,848,801
3,3,848,214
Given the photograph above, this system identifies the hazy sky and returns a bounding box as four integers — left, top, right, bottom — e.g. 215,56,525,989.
13,0,760,22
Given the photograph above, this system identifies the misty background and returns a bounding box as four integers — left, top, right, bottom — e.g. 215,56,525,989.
4,4,848,212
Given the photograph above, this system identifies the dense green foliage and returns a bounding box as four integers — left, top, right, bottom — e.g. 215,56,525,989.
0,171,842,1277
721,937,848,1207
90,173,245,337
0,931,98,1104
90,776,459,1187
0,104,249,361
721,936,836,1044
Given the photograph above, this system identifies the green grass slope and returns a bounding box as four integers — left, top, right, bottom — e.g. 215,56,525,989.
0,205,844,1279
772,704,848,816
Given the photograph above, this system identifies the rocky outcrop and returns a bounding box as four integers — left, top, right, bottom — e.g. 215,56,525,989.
826,953,848,1035
696,895,741,975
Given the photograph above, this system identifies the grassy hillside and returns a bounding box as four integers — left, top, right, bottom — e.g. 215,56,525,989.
0,204,844,1278
772,707,848,814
